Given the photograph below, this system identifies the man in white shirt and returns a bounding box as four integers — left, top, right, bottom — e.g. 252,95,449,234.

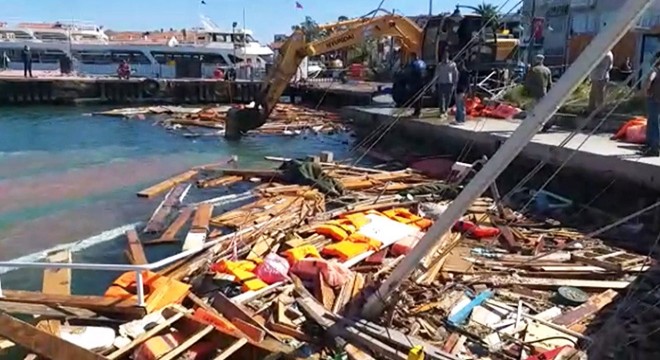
435,51,459,117
588,50,613,112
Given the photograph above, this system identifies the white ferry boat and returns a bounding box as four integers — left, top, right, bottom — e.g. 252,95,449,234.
0,16,274,79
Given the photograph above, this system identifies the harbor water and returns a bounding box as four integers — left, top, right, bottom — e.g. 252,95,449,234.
0,106,353,295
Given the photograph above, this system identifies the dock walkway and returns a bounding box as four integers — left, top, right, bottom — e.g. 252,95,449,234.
344,106,660,191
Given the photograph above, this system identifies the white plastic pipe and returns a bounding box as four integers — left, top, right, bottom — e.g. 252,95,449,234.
362,0,656,319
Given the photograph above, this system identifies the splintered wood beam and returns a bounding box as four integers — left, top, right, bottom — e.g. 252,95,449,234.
0,291,146,318
144,183,191,234
212,338,249,360
197,175,243,189
125,229,148,265
32,249,73,359
42,250,72,298
0,312,106,360
147,207,194,245
106,311,186,360
0,301,99,318
159,325,214,360
137,170,198,198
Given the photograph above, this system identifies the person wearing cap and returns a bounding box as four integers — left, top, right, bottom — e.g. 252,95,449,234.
524,54,553,131
589,50,613,112
21,45,32,78
525,54,551,102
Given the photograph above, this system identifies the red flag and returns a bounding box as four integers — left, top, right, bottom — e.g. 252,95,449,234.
295,1,303,9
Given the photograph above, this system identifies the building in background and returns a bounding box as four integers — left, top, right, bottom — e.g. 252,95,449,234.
521,0,660,77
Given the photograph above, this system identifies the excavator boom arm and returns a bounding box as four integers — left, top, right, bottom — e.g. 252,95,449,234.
258,15,423,122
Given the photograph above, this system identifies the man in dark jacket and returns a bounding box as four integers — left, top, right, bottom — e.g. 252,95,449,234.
21,46,33,78
451,62,472,124
407,52,427,117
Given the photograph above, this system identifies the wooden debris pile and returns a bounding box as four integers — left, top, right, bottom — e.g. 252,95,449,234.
0,151,656,360
95,104,346,137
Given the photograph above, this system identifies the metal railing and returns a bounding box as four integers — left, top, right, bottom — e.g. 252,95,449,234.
0,218,272,307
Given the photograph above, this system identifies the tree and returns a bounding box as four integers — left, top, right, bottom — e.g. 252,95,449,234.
337,15,349,22
291,16,327,41
475,3,500,25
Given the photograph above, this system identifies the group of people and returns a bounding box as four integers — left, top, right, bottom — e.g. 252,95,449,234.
523,51,614,133
405,51,471,125
524,50,660,158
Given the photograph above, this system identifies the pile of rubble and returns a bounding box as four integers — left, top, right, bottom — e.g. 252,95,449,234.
95,104,346,137
0,152,654,360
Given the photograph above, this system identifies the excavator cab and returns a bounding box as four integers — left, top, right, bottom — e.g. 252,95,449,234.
393,13,517,107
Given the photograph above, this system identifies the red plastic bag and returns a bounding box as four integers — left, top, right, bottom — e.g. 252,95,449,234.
452,220,500,239
254,253,290,284
625,124,646,144
613,117,646,140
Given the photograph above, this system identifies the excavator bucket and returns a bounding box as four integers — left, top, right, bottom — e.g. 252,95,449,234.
224,107,266,140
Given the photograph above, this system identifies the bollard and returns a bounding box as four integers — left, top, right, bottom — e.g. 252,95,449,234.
135,270,145,307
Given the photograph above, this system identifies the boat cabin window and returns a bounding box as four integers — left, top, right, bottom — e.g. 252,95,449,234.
75,34,104,41
110,51,151,64
0,48,66,63
197,34,207,42
34,31,69,42
0,30,34,40
210,33,230,42
231,34,245,43
151,51,228,65
227,54,243,64
39,49,67,63
72,50,150,64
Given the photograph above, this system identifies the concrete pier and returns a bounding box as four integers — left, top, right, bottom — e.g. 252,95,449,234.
0,75,262,106
343,106,660,192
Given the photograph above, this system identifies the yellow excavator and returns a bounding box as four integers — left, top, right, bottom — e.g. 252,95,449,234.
225,13,519,139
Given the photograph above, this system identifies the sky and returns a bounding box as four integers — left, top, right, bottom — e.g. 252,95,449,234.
0,0,512,43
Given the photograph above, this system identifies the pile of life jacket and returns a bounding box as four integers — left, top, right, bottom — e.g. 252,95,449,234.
612,116,647,144
449,96,522,120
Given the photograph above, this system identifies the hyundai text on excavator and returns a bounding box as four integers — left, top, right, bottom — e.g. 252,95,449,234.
225,13,519,139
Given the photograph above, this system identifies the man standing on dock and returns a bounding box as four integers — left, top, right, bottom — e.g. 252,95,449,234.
435,51,459,119
588,50,613,112
642,51,660,157
21,45,32,78
407,52,427,118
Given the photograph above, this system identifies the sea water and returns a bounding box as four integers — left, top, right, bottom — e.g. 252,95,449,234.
0,106,353,295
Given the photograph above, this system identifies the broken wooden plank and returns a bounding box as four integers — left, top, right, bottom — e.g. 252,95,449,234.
332,274,356,314
316,272,336,311
42,250,72,297
197,175,243,189
217,168,283,179
211,292,281,341
466,276,631,290
182,203,214,251
551,289,618,327
32,249,73,358
246,235,276,261
0,301,99,318
106,311,186,360
0,312,106,360
143,183,191,233
137,170,197,198
191,203,213,232
125,229,148,265
212,338,249,360
147,207,194,244
159,325,214,360
0,290,145,318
